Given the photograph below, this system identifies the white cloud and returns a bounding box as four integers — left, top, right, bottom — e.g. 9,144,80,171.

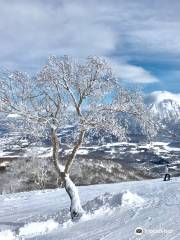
0,0,118,71
147,91,180,104
0,0,180,73
108,59,159,84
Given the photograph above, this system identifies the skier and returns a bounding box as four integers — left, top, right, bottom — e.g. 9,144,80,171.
163,164,170,181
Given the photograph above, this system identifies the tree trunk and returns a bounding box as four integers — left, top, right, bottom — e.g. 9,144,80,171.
63,129,85,220
51,127,62,177
64,175,84,220
51,127,85,221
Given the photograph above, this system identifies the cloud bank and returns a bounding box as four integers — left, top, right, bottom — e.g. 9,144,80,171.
146,91,180,104
108,59,159,84
0,0,180,85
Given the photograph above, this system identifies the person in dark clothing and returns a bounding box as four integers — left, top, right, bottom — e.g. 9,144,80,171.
163,165,170,181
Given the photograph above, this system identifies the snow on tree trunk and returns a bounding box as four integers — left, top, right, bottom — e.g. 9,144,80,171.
51,127,62,177
64,175,84,221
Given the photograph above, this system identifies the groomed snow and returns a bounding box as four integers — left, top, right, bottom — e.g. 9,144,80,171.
0,178,180,240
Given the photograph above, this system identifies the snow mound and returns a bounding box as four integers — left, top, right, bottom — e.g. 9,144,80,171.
62,219,74,229
0,219,59,240
18,219,59,238
82,192,121,216
0,230,16,240
121,190,145,207
61,191,145,229
84,191,144,213
82,191,144,222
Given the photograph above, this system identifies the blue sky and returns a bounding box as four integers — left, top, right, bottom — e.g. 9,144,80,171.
0,0,180,94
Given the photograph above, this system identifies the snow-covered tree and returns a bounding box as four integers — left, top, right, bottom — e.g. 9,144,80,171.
0,55,156,220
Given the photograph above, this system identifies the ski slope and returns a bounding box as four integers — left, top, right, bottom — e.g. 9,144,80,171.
0,178,180,240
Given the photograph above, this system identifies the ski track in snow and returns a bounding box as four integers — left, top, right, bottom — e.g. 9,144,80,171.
0,178,180,240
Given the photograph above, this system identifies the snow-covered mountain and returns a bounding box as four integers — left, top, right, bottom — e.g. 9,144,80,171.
146,91,180,121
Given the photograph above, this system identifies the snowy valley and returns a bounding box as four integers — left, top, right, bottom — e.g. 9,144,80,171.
0,91,180,193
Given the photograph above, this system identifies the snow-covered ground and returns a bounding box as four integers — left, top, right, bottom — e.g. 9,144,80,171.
0,177,180,240
1,139,180,163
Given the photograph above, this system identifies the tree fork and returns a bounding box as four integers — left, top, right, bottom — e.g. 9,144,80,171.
64,129,85,174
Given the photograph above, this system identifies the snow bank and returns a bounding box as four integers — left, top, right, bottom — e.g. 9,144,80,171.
77,149,89,155
164,145,180,152
84,191,144,212
0,230,16,240
62,220,74,229
80,191,145,221
61,191,145,229
18,219,59,238
7,113,21,119
129,150,139,154
0,219,59,239
121,190,145,207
